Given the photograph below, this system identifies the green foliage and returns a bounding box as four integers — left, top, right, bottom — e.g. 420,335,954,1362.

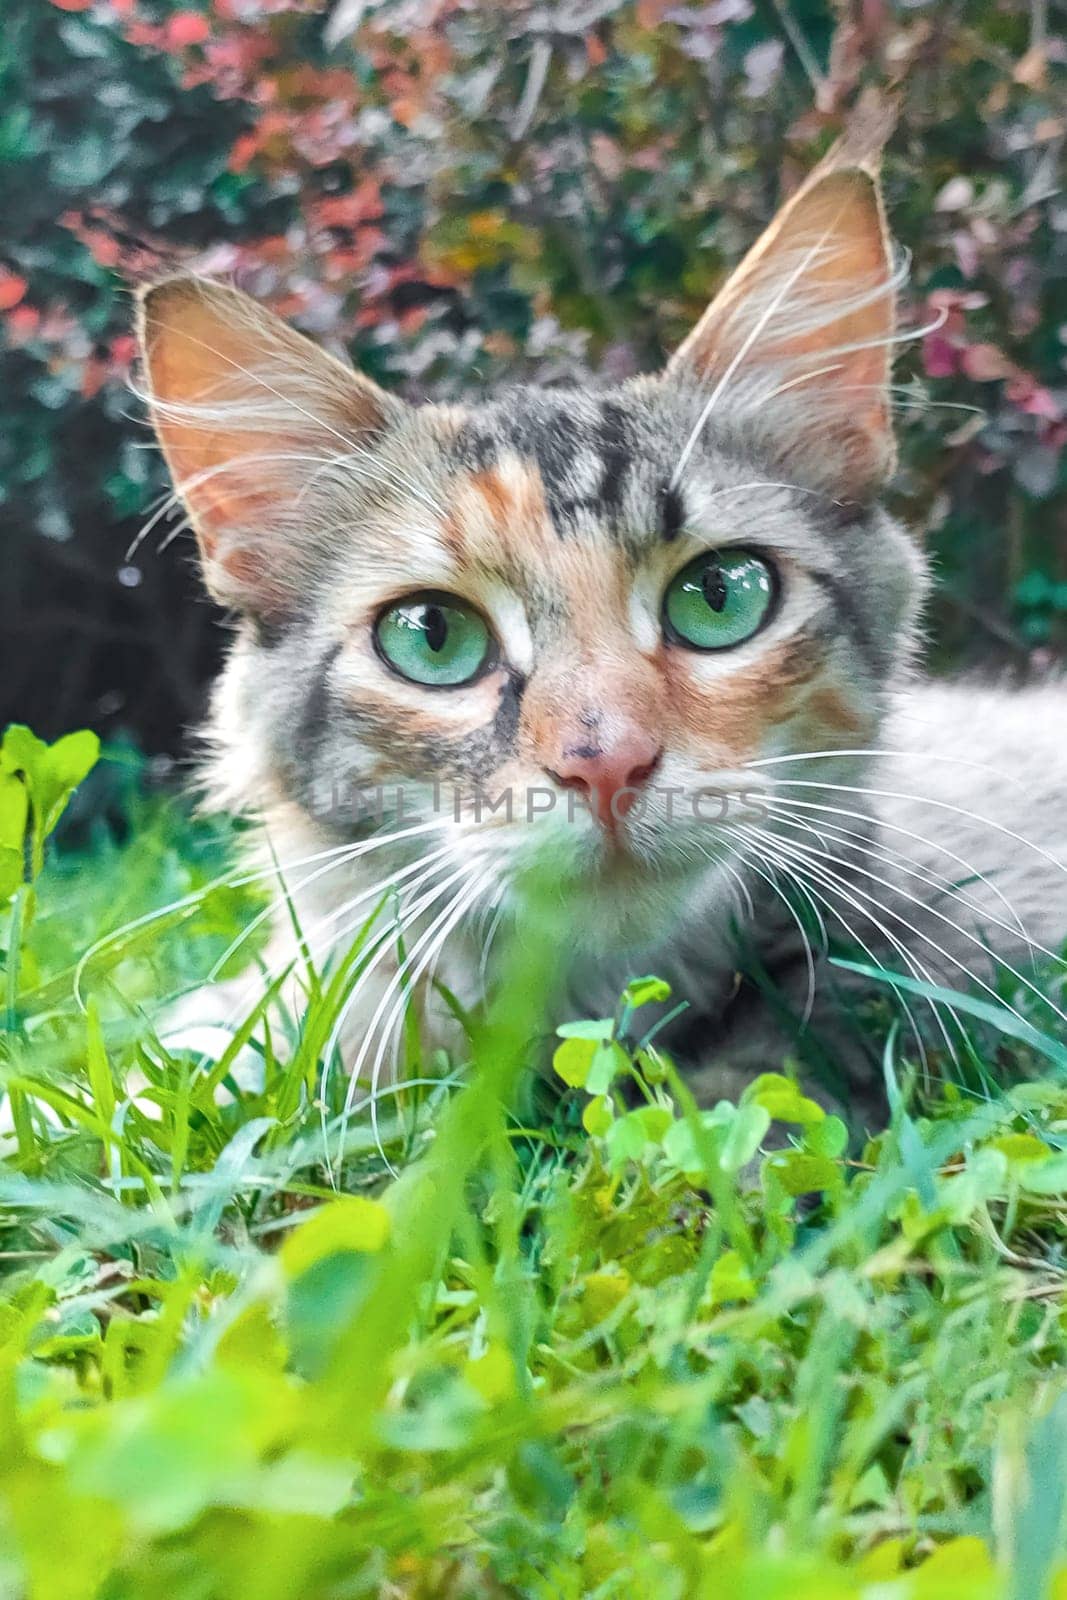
3,0,1065,749
1,725,100,889
4,725,1067,1593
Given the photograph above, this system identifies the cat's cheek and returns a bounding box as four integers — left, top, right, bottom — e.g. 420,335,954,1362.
662,635,825,767
796,682,877,748
323,652,524,799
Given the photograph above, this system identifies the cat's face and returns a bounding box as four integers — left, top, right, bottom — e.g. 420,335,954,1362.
137,124,926,950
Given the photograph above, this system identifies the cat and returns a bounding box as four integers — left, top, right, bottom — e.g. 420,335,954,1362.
136,112,1067,1129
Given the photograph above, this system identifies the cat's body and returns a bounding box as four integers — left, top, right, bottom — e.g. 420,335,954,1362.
139,113,1067,1124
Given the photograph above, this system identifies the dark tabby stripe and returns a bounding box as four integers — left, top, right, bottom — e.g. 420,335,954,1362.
658,484,685,542
453,397,638,540
295,640,343,768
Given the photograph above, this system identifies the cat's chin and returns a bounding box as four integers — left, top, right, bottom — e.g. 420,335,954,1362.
513,841,693,954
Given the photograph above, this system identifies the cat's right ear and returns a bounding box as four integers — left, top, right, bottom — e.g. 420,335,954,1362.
137,277,403,619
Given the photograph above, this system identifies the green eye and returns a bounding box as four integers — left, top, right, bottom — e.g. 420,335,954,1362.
375,592,494,687
663,549,777,651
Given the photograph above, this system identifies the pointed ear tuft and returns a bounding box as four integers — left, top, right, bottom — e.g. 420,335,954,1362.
137,277,401,618
666,98,899,498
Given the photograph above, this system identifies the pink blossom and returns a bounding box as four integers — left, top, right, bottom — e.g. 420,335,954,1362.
923,332,960,379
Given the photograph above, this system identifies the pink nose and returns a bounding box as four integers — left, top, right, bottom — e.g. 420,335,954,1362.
549,728,663,832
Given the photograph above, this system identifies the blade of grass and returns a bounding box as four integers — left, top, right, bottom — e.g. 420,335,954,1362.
832,957,1067,1073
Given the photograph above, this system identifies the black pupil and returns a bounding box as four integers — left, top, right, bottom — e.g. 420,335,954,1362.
701,563,728,613
421,605,448,653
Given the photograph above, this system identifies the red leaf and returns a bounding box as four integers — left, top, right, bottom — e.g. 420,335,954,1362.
5,305,41,341
165,11,210,48
109,334,136,368
81,356,108,401
961,343,1017,383
228,132,260,173
0,273,28,312
1008,379,1062,420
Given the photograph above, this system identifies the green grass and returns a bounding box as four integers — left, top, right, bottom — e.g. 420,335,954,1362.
4,729,1067,1599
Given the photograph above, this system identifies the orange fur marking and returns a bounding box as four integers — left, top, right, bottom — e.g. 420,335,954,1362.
469,467,515,528
664,636,825,765
803,684,873,742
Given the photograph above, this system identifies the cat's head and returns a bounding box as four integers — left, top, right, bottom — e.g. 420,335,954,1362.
136,120,926,951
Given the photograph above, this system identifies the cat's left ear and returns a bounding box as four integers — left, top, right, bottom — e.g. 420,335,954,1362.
665,100,898,498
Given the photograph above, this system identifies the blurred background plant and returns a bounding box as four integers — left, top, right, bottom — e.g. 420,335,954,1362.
2,0,1065,758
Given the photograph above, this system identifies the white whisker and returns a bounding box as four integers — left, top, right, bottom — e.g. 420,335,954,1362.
315,856,472,1157
366,870,495,1173
73,823,449,1014
203,823,454,1007
740,820,967,1068
743,820,1058,1043
747,746,1029,788
205,831,454,991
199,843,461,1079
705,832,818,1027
733,824,944,1071
760,801,1067,1001
757,777,1067,885
742,825,953,1075
756,791,1037,960
311,843,457,955
321,861,480,1185
712,848,758,925
763,799,1034,955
